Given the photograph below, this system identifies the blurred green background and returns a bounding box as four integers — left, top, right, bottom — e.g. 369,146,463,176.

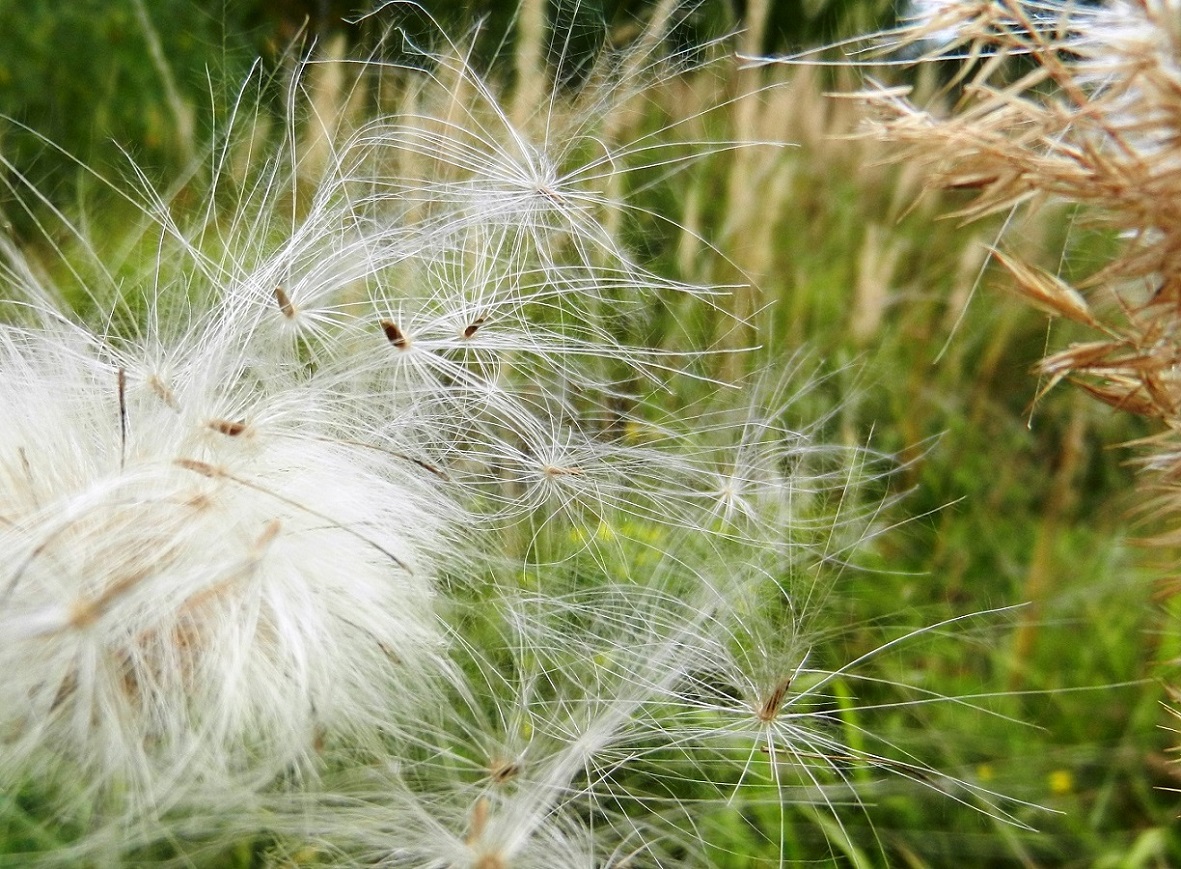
0,0,893,219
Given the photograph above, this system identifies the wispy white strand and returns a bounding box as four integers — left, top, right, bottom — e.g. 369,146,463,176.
0,8,1035,866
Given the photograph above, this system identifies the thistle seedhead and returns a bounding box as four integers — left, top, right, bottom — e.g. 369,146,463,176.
0,313,454,808
0,6,1024,866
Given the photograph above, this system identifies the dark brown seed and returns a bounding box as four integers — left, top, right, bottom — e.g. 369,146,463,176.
381,319,409,350
488,758,521,784
274,286,296,318
463,317,486,339
757,675,792,723
209,419,248,437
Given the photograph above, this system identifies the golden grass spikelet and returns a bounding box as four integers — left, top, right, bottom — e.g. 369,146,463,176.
853,1,1181,423
990,249,1097,327
850,0,1181,674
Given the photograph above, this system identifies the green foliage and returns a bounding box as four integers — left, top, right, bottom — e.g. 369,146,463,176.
0,0,897,231
0,0,266,235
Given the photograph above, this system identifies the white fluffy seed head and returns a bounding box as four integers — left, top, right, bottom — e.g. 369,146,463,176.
0,308,455,804
0,10,1006,865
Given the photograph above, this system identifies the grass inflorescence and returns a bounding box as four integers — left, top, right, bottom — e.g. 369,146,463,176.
851,0,1181,770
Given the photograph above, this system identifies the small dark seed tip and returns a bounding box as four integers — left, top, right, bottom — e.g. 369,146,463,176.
274,286,296,318
462,317,486,339
489,759,521,784
543,464,584,478
176,458,217,477
756,676,792,723
209,419,248,437
381,319,409,350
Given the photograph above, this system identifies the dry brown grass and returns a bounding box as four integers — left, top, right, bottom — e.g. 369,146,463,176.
857,1,1181,553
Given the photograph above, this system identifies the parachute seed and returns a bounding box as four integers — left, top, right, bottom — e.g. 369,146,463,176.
377,641,403,664
542,464,584,478
148,374,179,410
274,286,296,318
208,419,249,437
467,797,490,845
253,518,282,550
67,563,155,630
488,758,521,785
381,319,409,350
756,675,793,723
175,458,218,478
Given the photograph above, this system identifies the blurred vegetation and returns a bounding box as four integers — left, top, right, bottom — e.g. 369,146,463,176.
0,0,894,235
1,1,1178,866
0,1,257,212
